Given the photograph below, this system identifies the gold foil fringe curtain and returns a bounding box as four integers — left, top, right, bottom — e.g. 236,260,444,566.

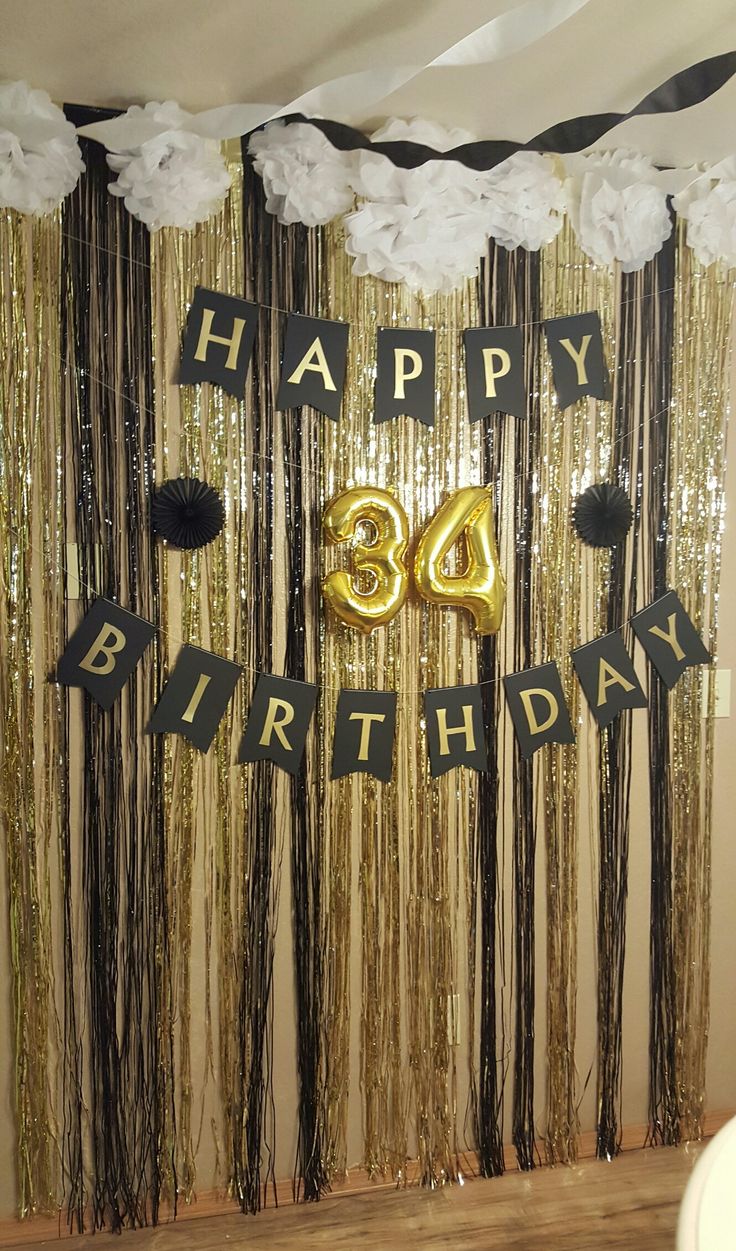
0,163,732,1224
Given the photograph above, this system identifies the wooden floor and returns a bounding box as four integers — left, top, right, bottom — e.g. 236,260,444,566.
11,1145,703,1251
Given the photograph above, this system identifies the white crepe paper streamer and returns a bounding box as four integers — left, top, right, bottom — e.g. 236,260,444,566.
673,158,736,268
564,149,673,272
0,80,84,214
105,102,231,230
75,0,592,148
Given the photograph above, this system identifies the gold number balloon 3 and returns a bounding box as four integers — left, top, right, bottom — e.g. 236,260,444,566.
413,485,506,635
322,486,410,633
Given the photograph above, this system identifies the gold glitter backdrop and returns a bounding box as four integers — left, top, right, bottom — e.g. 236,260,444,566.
0,161,733,1226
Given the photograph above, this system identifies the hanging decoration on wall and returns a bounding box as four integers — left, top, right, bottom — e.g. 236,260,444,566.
177,282,611,417
563,150,673,272
424,685,489,777
571,631,648,728
374,327,436,425
150,476,226,549
105,101,232,230
0,80,84,213
464,325,527,421
543,312,610,409
331,689,398,781
503,662,576,758
238,673,318,773
275,312,349,419
146,644,242,752
631,590,711,688
53,569,712,775
178,286,258,397
413,485,506,635
56,597,156,709
572,482,633,548
322,485,410,634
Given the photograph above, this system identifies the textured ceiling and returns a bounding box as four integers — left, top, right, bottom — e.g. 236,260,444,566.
1,0,735,164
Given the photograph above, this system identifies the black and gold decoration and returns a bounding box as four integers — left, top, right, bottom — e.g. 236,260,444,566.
572,483,633,548
151,477,225,550
0,123,732,1236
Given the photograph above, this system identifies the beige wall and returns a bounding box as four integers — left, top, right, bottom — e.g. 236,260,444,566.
1,448,735,1222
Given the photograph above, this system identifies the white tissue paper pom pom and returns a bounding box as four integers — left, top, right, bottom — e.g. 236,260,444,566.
106,101,231,231
248,119,355,227
673,160,736,268
480,151,565,251
345,117,490,293
565,150,672,272
0,80,84,214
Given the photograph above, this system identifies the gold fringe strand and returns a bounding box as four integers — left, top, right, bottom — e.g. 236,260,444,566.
670,232,732,1141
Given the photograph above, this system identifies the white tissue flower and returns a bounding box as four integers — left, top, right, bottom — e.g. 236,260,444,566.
674,160,736,268
565,150,672,272
248,119,356,227
106,101,231,231
0,80,84,214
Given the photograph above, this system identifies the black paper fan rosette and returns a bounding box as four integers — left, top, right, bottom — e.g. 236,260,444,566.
572,482,633,548
151,477,225,550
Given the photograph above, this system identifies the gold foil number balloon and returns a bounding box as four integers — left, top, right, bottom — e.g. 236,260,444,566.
322,486,409,633
413,485,505,635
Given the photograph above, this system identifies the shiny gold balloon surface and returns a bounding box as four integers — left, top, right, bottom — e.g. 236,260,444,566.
413,485,505,635
322,486,409,633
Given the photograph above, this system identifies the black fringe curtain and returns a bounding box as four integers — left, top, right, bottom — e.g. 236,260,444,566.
472,242,542,1174
644,229,678,1147
233,159,279,1213
594,268,645,1159
505,247,542,1173
236,157,325,1209
471,244,506,1179
273,213,326,1202
61,106,170,1230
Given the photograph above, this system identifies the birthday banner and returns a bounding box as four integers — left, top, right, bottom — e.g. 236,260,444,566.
179,285,610,422
56,589,709,779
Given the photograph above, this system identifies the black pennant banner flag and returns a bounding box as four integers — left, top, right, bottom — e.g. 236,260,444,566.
544,312,610,410
146,644,242,752
56,597,155,710
375,328,436,426
179,285,258,398
630,589,711,689
331,689,397,781
464,325,526,421
424,684,487,777
571,630,648,728
238,673,318,774
504,661,575,758
276,313,349,420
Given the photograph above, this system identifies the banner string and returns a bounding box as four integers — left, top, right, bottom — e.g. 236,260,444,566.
55,225,724,330
48,336,676,490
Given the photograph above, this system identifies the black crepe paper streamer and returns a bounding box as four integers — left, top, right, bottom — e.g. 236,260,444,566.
573,483,633,548
272,52,736,171
151,477,225,550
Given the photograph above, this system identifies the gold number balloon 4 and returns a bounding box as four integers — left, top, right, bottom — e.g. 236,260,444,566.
322,486,410,634
413,485,506,635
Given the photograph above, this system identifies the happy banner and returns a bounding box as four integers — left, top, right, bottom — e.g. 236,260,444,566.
179,285,610,421
56,590,711,779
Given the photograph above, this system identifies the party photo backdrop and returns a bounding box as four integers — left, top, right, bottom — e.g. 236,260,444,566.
0,117,733,1233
